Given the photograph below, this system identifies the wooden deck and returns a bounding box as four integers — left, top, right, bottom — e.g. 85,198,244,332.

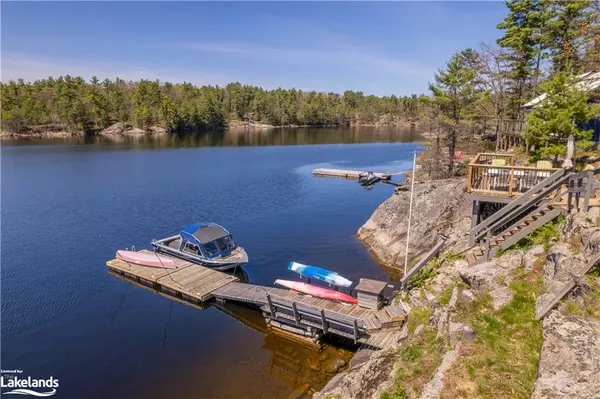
467,153,559,198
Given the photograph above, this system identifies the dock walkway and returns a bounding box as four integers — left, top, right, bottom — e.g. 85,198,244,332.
312,168,392,181
106,250,406,344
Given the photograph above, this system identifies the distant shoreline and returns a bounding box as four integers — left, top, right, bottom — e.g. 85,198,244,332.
1,120,419,140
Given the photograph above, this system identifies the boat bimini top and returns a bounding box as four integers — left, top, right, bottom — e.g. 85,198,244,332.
180,222,237,258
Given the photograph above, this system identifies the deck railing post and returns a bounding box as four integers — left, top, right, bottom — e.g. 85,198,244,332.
584,170,593,212
292,302,300,326
484,231,491,261
568,177,574,211
467,164,474,193
508,168,515,196
576,177,582,211
353,319,359,344
266,294,275,317
320,309,328,334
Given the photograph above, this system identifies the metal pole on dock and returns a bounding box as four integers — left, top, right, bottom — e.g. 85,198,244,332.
403,151,417,283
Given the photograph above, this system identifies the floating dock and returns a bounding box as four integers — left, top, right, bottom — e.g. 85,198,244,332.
312,168,392,181
106,250,406,346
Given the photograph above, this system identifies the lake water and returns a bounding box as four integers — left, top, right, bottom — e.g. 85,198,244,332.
1,127,421,399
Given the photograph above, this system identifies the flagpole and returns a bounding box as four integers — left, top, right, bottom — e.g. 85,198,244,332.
404,151,417,286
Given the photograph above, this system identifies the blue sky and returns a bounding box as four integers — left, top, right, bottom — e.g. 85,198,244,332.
1,2,507,96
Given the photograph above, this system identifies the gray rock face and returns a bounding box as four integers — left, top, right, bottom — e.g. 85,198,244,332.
532,311,600,399
100,122,128,135
122,127,146,136
544,244,583,283
457,250,525,295
562,207,600,256
314,349,397,399
420,345,461,399
523,245,546,271
358,179,471,269
489,286,513,310
99,123,169,136
537,211,600,317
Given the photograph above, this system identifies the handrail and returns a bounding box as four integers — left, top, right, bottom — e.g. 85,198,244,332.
470,169,567,245
469,164,557,172
469,153,516,166
401,238,446,289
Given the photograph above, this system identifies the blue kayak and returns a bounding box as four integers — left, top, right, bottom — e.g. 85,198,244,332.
288,262,353,288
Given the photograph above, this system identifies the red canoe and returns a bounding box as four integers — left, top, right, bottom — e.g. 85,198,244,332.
274,279,358,304
116,250,176,269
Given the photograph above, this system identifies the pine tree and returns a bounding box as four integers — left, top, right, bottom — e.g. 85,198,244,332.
496,0,549,115
525,72,598,158
544,0,596,73
429,49,480,174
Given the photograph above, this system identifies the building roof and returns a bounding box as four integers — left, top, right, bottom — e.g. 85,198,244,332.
354,278,388,294
523,71,600,109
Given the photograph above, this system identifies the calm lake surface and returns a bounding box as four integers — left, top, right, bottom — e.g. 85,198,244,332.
1,127,421,399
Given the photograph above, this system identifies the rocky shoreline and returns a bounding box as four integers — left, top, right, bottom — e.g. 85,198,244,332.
316,171,600,398
0,119,419,140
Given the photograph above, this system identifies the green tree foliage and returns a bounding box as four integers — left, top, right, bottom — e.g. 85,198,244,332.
525,72,598,158
496,0,549,115
429,48,480,174
0,77,428,134
544,0,596,74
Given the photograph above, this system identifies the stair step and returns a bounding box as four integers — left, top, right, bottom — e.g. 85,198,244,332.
466,252,477,265
474,248,484,256
496,236,505,242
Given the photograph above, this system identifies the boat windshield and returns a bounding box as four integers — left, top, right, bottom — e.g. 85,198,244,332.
203,241,220,257
216,235,236,251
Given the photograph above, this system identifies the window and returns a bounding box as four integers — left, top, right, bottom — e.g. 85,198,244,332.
216,236,236,251
223,235,236,249
203,241,219,257
183,243,199,255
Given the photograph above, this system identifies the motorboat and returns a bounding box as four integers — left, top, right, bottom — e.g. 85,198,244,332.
152,222,248,271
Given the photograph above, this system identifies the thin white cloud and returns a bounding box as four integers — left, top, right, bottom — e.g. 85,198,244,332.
181,41,435,78
0,53,230,85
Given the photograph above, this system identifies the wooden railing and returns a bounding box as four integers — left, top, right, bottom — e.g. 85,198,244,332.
467,153,559,197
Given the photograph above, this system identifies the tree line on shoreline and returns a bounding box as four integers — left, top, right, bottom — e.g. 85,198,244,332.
0,78,427,134
2,0,600,169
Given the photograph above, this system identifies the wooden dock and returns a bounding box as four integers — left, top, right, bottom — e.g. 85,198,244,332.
106,250,238,304
106,250,406,346
312,168,392,181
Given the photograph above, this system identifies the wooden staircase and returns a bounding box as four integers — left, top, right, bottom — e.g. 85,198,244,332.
465,167,598,266
466,204,566,266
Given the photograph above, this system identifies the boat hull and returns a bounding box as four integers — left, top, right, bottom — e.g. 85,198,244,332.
288,262,352,287
274,279,358,304
152,237,248,271
116,250,176,269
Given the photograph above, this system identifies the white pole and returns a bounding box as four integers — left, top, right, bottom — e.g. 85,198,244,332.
404,151,417,281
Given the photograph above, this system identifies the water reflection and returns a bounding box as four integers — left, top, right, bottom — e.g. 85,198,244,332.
213,302,354,397
4,126,421,148
108,268,354,397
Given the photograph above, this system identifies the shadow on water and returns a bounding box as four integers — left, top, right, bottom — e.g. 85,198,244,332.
212,301,355,398
4,126,421,148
